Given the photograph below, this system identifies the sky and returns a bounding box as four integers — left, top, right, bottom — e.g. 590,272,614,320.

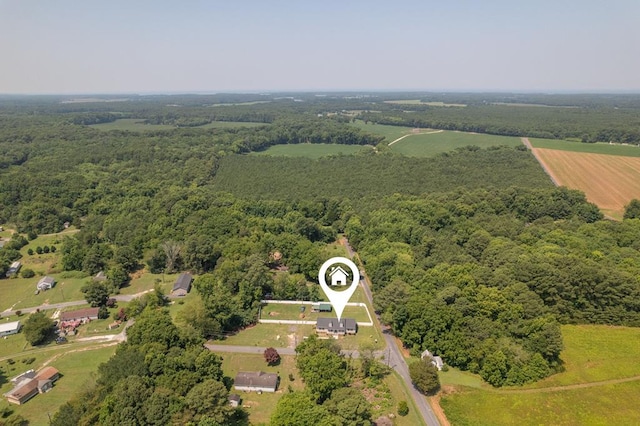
0,0,639,94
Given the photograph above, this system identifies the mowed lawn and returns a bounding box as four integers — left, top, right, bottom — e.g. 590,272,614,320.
2,345,116,425
218,353,303,425
440,324,640,425
391,131,521,157
252,143,374,159
533,148,640,219
260,302,372,323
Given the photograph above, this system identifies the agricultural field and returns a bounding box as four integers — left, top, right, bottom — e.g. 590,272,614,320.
530,138,640,157
439,324,640,425
533,148,640,219
389,131,521,157
252,143,373,159
0,345,116,425
351,121,418,142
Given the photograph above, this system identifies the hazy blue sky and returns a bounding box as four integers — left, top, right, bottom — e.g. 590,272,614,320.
1,0,638,94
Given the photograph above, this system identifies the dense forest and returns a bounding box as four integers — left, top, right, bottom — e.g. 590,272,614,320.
1,93,640,421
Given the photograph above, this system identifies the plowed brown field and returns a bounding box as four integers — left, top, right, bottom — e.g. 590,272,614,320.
534,148,640,219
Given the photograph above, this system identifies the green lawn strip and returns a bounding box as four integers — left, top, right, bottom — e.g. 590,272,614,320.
120,270,179,295
2,345,116,425
439,367,485,389
381,370,427,426
218,353,303,425
391,131,521,157
4,275,89,310
529,138,640,157
251,143,372,159
440,380,640,426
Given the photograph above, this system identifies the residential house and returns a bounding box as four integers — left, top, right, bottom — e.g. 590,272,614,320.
234,371,279,393
36,276,55,291
311,302,332,313
60,307,100,322
171,272,193,296
421,349,444,371
6,261,21,277
0,321,21,337
3,367,60,405
329,266,349,286
316,317,357,336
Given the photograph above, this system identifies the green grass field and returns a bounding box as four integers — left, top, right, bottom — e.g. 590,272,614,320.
252,143,374,159
0,345,116,426
350,121,416,142
530,138,640,157
440,324,640,425
391,131,521,157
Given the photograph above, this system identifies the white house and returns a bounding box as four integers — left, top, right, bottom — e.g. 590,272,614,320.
234,371,279,393
329,266,349,286
36,276,55,291
421,349,444,371
0,321,21,337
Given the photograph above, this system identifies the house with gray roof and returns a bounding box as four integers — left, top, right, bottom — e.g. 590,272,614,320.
234,371,279,393
316,317,357,336
171,272,193,296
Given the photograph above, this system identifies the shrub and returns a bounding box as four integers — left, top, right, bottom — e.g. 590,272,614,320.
35,246,43,255
398,400,409,416
21,357,35,365
20,268,35,279
43,246,50,254
50,245,57,253
27,231,37,240
27,248,34,256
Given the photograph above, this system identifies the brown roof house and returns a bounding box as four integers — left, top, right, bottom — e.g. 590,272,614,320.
60,307,100,322
171,273,193,297
3,367,60,405
234,371,279,393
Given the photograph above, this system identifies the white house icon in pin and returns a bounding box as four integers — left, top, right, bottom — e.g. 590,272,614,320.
329,266,349,286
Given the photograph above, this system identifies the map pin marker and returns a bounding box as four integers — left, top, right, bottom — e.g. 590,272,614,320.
318,257,360,322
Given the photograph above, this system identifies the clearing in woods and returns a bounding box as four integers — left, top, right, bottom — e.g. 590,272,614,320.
533,148,640,220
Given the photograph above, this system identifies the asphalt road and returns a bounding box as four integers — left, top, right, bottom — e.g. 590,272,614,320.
343,238,440,426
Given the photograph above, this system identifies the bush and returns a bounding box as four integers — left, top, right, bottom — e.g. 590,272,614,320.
35,246,43,255
27,248,34,256
21,357,35,365
20,268,35,279
50,245,57,253
398,400,409,416
98,306,109,319
43,246,50,254
27,231,37,240
15,311,22,317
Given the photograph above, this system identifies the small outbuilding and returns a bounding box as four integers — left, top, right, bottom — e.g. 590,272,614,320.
6,261,21,277
311,302,332,313
171,272,193,296
0,321,21,337
36,276,56,291
228,394,241,407
234,371,279,393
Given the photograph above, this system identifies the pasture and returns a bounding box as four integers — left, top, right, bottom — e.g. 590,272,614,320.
390,131,521,157
530,138,640,157
533,148,640,219
252,143,373,159
439,324,640,425
350,121,417,142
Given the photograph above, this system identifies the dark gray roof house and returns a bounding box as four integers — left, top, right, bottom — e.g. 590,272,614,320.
234,371,279,393
172,273,193,296
316,317,357,335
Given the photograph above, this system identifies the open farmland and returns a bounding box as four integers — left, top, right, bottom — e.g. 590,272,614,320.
439,325,640,426
533,148,640,219
252,143,373,158
390,131,521,157
530,138,640,157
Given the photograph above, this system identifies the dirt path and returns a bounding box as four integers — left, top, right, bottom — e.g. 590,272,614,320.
389,130,444,146
491,374,640,394
521,137,560,186
429,394,451,426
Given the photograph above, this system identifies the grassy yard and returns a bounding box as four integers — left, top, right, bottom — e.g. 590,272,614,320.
218,353,303,425
260,302,371,323
391,131,521,157
252,143,374,159
439,324,640,425
214,323,314,348
530,138,640,157
0,345,116,425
